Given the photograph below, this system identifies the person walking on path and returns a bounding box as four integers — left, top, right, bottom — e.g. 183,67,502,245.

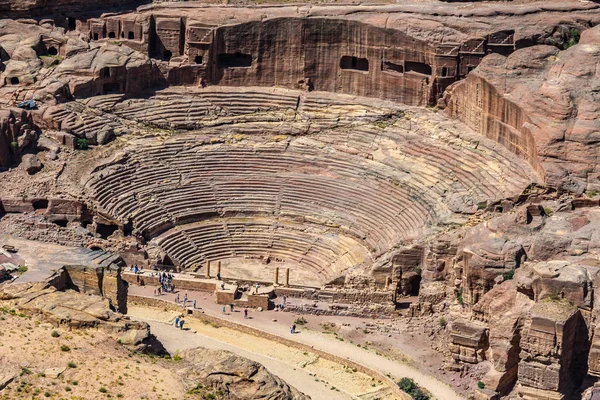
175,316,180,328
222,306,226,314
244,308,248,319
255,283,259,294
179,319,185,330
193,299,197,309
229,303,234,312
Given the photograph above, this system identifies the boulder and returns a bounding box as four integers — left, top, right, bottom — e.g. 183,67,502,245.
180,348,309,400
21,153,43,174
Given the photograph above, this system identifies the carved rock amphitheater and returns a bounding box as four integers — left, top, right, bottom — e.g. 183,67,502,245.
1,0,600,399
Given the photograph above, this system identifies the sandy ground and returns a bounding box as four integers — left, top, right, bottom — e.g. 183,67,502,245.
0,310,187,400
129,285,466,400
129,306,390,400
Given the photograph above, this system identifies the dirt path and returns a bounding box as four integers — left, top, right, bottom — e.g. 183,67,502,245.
129,306,391,400
128,288,466,400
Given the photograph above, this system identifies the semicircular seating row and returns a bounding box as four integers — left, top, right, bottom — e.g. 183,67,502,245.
155,218,372,284
88,125,534,271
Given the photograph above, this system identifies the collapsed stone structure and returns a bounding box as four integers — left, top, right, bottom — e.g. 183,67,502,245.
1,0,600,399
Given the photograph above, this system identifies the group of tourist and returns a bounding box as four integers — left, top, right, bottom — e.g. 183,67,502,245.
130,265,144,274
174,316,185,330
175,292,196,309
157,272,176,294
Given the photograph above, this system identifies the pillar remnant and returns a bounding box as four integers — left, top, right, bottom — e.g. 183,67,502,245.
217,260,221,276
285,268,290,286
273,267,279,285
205,260,210,278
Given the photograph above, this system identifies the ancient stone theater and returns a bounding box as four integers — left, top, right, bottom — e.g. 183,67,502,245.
1,0,600,399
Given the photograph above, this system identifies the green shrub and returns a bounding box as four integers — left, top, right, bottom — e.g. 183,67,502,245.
173,349,181,362
77,138,89,150
502,270,515,281
99,386,108,393
294,317,307,325
65,386,72,392
51,330,60,338
67,361,76,368
17,265,28,274
60,345,70,352
457,289,464,305
564,28,580,49
543,206,553,216
439,317,447,329
44,391,51,397
548,292,561,301
477,381,485,389
398,377,429,400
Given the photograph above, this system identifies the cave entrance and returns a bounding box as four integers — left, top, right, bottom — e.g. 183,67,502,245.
103,83,121,93
128,31,135,40
10,77,19,85
441,66,448,77
53,220,68,228
407,274,422,296
67,17,76,31
382,61,404,74
96,223,118,239
340,56,369,71
32,199,49,211
163,50,173,61
217,52,252,69
108,32,116,39
48,47,58,56
93,33,99,41
194,55,203,65
405,61,432,75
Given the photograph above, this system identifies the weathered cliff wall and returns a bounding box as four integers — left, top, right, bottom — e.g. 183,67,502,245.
0,0,147,19
444,26,600,194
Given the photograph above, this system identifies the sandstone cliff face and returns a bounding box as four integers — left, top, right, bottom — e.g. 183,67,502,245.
445,26,600,194
0,108,38,169
0,0,147,18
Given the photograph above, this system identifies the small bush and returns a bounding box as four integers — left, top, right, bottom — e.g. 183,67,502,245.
543,206,553,216
294,317,307,325
398,377,430,400
477,381,485,389
99,386,108,393
72,381,78,386
563,28,580,49
60,345,70,352
439,317,447,329
457,289,464,305
173,349,181,362
51,330,60,338
17,265,28,274
415,266,422,276
77,138,89,150
44,392,51,397
502,270,515,281
548,292,561,301
67,361,76,368
65,386,72,392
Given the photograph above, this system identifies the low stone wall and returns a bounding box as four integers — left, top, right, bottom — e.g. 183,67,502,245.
127,294,412,400
122,272,216,292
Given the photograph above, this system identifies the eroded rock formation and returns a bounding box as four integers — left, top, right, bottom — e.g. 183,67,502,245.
1,2,600,399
